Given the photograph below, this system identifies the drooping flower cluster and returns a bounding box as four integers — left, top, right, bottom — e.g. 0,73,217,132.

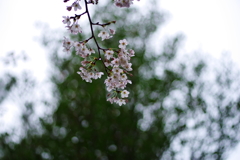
62,0,139,105
104,39,135,105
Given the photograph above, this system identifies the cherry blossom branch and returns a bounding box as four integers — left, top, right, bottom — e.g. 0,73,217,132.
84,0,108,74
62,0,140,105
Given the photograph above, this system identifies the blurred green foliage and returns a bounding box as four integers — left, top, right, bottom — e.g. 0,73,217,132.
1,1,240,160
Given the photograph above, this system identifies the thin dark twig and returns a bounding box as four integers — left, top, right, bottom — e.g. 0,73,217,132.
84,0,110,75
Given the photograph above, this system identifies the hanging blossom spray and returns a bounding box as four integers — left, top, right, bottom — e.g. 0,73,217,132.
62,0,140,106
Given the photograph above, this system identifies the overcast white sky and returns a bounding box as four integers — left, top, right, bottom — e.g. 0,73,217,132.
159,0,240,61
0,0,240,159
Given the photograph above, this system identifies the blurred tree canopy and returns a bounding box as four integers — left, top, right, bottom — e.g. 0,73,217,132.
1,1,240,160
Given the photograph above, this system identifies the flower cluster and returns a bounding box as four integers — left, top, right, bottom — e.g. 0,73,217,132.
104,39,135,105
62,0,139,105
114,0,140,8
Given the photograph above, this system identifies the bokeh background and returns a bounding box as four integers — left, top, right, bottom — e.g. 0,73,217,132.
1,0,240,159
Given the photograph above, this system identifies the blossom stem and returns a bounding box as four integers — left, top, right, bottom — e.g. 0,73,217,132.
84,0,109,75
70,11,87,21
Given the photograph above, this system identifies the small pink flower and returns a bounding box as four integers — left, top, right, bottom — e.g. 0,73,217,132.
119,39,128,49
116,99,126,106
105,50,114,60
62,16,71,26
121,90,129,98
66,6,72,11
70,23,82,34
98,30,111,41
111,58,120,66
109,29,116,35
72,2,82,11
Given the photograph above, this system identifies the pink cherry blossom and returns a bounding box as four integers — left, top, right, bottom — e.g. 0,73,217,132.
119,39,128,49
72,1,82,11
62,16,71,26
70,23,82,34
98,30,111,41
121,90,129,98
105,50,114,60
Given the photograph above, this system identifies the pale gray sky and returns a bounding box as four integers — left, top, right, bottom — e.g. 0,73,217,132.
159,0,240,62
